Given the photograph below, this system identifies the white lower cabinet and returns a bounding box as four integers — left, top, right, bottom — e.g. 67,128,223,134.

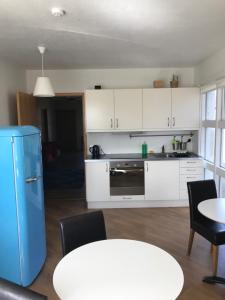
179,159,204,200
85,159,203,207
85,161,110,202
145,161,180,201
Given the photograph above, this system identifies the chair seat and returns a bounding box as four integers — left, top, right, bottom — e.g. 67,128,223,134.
0,277,47,300
192,214,225,245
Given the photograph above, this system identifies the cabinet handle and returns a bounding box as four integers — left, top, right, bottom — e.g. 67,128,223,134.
110,118,113,128
173,117,175,127
116,118,119,128
167,117,170,127
26,176,38,183
106,163,108,172
146,163,149,172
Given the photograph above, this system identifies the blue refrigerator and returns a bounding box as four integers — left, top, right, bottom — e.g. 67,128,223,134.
0,126,46,286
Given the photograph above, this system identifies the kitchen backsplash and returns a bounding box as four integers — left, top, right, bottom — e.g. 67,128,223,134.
87,131,199,155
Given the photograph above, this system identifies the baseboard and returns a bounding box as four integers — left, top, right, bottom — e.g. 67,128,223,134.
87,200,189,209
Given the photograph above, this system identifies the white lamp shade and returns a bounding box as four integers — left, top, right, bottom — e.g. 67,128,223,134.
33,76,55,97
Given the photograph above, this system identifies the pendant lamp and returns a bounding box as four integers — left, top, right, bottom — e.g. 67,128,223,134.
33,46,55,97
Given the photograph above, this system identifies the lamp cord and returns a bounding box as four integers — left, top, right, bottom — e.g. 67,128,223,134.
41,53,44,76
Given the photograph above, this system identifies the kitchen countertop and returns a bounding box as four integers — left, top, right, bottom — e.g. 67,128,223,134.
85,152,201,162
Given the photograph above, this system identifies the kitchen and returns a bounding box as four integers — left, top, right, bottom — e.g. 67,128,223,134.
84,87,203,208
1,1,225,299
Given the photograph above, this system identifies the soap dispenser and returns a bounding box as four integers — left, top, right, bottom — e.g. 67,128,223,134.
142,142,148,157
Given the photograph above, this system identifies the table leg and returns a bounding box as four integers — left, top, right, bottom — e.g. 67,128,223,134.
203,276,225,284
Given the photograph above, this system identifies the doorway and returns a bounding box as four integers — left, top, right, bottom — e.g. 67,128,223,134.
40,95,85,200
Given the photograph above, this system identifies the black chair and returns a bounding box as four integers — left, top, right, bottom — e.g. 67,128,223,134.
187,179,225,276
59,210,107,256
0,277,47,300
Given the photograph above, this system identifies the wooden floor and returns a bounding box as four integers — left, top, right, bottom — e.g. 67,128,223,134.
30,190,225,299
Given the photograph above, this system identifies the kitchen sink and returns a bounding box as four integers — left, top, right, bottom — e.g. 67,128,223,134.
149,153,175,158
149,152,193,158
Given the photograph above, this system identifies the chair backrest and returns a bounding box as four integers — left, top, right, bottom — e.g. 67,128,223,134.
187,179,217,225
0,277,47,300
59,210,107,256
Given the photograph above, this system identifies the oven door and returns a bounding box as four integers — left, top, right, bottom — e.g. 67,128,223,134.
109,161,144,198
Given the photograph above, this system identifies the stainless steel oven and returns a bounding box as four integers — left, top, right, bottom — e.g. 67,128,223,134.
109,161,144,196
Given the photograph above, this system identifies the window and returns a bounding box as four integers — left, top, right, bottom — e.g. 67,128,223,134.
201,93,206,121
201,89,216,162
220,177,225,197
222,89,225,120
205,128,215,162
205,169,214,180
206,90,217,120
221,129,225,168
201,84,225,197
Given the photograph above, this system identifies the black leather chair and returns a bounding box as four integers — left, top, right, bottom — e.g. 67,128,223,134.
59,210,107,256
187,179,225,276
0,277,47,300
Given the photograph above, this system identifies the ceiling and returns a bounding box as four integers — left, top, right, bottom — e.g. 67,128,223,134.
1,0,225,69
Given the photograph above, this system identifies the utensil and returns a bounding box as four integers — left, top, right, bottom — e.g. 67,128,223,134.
179,137,191,151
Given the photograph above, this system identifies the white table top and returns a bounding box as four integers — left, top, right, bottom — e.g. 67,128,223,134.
198,198,225,224
53,239,184,300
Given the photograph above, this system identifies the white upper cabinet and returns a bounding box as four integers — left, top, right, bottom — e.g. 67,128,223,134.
143,88,171,129
85,90,114,130
85,88,200,131
172,88,200,129
114,89,142,130
85,89,142,131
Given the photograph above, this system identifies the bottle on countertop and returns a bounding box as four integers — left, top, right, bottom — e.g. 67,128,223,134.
172,136,176,151
142,142,148,157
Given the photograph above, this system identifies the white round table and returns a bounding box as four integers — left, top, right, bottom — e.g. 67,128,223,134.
198,198,225,224
53,239,184,300
198,198,225,285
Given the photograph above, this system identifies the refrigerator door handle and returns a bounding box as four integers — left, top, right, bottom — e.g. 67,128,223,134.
25,176,39,183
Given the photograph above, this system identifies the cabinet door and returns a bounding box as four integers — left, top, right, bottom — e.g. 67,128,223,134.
114,89,142,130
85,162,110,202
171,88,200,129
85,90,114,130
143,89,171,129
145,161,179,200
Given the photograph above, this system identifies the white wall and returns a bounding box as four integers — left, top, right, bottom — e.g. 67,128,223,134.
26,67,198,155
195,47,225,85
0,61,26,125
26,68,195,93
87,131,197,155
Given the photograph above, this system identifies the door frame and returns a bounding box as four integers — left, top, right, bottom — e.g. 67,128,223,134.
55,92,87,158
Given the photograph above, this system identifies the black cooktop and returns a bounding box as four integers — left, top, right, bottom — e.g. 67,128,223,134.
168,152,192,158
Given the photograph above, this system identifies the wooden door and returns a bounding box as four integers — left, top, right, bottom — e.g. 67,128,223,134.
17,91,38,126
114,89,142,130
143,88,171,129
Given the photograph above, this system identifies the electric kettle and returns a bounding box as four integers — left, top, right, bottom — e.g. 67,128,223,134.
89,145,100,159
